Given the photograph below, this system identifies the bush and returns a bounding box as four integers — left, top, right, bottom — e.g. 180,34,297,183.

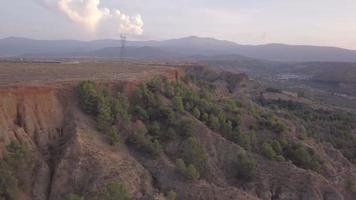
97,94,114,132
185,164,200,181
192,107,201,119
178,119,195,137
67,194,84,200
101,181,130,200
149,121,161,138
133,105,149,121
0,161,19,200
175,159,186,175
6,141,26,161
208,114,220,130
221,120,233,136
164,128,177,140
182,137,208,177
261,142,277,160
76,81,98,114
107,126,121,146
175,159,200,181
129,127,162,158
112,92,130,122
166,190,177,200
283,143,321,171
235,154,256,181
271,140,282,155
172,96,184,112
236,132,252,151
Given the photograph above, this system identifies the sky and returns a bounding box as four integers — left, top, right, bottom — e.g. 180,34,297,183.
1,0,356,49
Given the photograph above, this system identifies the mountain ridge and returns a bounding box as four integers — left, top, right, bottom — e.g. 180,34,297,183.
2,36,356,62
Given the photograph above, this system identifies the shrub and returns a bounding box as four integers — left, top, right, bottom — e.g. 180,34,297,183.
235,154,256,181
101,181,130,200
221,120,233,136
67,194,84,200
175,159,200,181
224,99,238,112
178,119,195,137
192,107,201,119
208,114,220,130
147,77,163,93
166,190,177,200
172,96,184,112
236,132,252,151
129,127,162,158
283,143,321,171
182,137,208,177
261,142,277,160
271,140,282,155
97,94,114,132
76,81,98,114
185,164,200,181
175,159,186,175
0,161,19,200
133,105,149,121
149,121,161,138
6,141,26,161
164,128,177,140
112,92,130,122
107,126,121,146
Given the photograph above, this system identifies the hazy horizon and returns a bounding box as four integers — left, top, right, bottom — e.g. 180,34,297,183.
1,0,356,50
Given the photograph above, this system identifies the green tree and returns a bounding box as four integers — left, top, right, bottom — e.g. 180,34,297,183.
178,119,195,137
76,81,98,114
185,164,200,181
175,159,187,176
97,94,114,132
271,140,282,155
235,154,256,181
261,142,277,160
175,159,199,181
107,126,121,145
236,132,252,151
112,92,130,122
101,181,130,200
149,121,161,138
208,114,220,130
192,107,201,119
172,96,184,112
134,105,149,121
182,137,208,176
221,120,233,136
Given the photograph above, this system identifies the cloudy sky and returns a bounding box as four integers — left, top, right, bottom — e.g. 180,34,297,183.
1,0,356,49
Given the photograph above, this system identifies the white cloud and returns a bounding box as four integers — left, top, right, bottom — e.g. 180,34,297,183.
38,0,143,35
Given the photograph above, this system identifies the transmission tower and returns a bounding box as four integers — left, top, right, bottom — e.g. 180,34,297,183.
120,34,127,66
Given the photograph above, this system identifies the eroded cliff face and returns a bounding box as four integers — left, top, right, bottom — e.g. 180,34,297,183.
0,85,153,199
0,66,354,200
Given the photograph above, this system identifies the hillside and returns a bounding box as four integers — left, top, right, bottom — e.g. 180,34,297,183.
0,62,355,200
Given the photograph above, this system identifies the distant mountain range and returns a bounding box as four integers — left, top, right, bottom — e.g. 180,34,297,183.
2,36,356,62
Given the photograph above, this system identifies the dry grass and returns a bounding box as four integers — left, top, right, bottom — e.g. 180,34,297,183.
0,61,174,86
